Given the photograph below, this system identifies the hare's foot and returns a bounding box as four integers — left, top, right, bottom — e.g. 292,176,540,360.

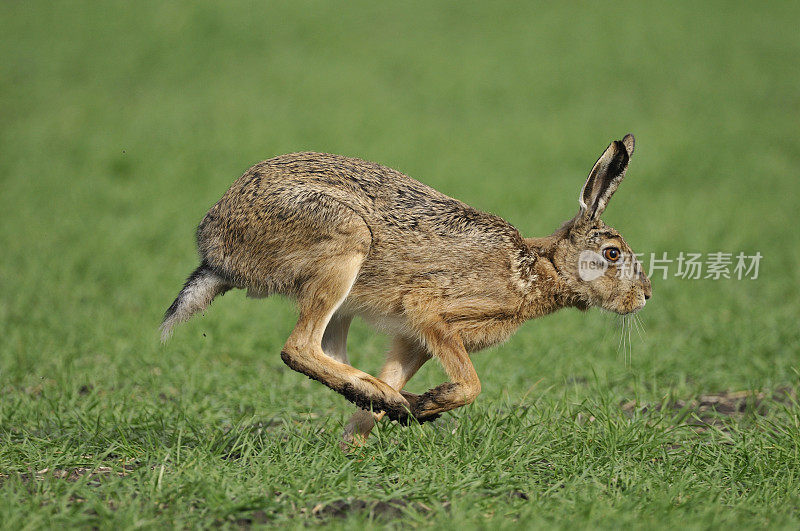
340,337,432,446
343,377,412,423
281,349,410,419
408,383,477,420
340,409,376,451
397,390,441,424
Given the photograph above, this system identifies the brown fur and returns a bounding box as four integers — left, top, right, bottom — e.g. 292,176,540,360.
161,134,651,447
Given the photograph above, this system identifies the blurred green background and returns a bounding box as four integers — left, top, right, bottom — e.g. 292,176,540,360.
1,1,798,527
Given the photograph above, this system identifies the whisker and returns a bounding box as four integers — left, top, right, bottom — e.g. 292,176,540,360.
617,315,630,367
636,313,647,335
627,315,632,366
611,313,641,367
622,316,627,366
632,314,645,343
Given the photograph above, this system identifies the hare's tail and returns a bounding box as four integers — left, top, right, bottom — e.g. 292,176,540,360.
160,261,230,342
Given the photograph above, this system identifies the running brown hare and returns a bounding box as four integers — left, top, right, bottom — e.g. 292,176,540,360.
161,134,651,446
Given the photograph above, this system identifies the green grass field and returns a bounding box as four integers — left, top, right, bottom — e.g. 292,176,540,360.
2,1,799,528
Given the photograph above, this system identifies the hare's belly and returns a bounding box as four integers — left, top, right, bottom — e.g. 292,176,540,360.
341,288,524,353
342,304,521,354
351,308,415,337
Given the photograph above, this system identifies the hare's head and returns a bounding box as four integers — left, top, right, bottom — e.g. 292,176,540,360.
551,135,651,315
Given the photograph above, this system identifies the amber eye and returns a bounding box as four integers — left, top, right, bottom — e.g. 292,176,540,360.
603,247,621,262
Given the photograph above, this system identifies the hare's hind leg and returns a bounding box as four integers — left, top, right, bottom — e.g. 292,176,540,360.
280,256,412,422
342,336,431,448
320,311,352,364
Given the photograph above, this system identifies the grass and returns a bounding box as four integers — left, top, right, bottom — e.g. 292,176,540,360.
1,1,799,528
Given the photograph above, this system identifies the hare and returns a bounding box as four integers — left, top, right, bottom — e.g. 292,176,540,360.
161,134,651,446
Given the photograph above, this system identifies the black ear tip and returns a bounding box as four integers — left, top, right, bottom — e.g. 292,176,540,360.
622,134,635,156
609,142,629,173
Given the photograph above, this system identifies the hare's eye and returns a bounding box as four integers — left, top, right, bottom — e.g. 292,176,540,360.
603,247,621,262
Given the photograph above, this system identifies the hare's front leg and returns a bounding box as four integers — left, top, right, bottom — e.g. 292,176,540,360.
280,254,412,422
410,326,481,420
342,336,431,448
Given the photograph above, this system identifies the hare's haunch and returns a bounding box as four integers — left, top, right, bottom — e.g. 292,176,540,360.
161,135,651,446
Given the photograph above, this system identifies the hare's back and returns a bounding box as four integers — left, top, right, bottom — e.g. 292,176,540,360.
250,152,521,243
198,152,523,282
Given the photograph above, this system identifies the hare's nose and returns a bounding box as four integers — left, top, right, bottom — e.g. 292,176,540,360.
639,271,652,300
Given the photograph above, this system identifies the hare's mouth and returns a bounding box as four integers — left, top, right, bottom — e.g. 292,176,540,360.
624,300,647,315
602,295,646,315
628,299,647,315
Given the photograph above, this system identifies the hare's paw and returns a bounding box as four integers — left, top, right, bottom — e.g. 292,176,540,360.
281,349,410,419
339,376,411,423
413,383,459,418
407,382,480,423
390,390,441,425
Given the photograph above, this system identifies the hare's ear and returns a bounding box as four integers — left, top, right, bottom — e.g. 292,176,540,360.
578,134,635,221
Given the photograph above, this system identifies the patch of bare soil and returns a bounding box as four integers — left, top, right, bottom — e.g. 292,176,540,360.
37,464,136,484
233,509,271,527
621,387,796,429
307,497,447,520
0,459,140,487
